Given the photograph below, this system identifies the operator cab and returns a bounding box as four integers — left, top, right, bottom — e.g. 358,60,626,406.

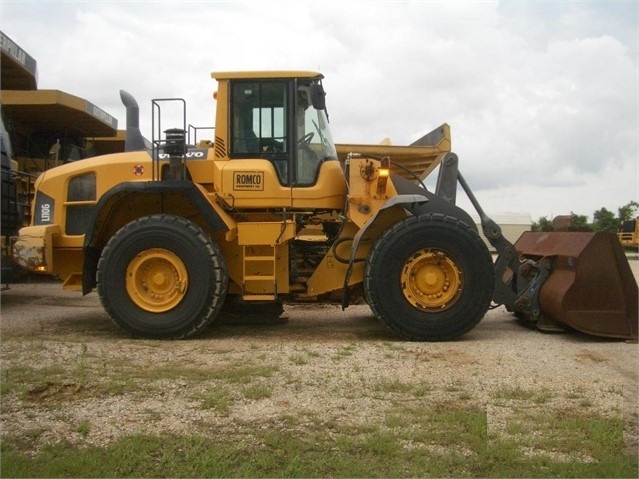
229,75,338,187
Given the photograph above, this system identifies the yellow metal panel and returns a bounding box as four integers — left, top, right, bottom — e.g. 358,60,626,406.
218,241,290,294
62,273,83,291
212,71,322,80
0,89,118,136
335,124,450,184
219,159,292,208
290,161,348,210
346,157,400,229
237,221,296,246
12,224,61,273
304,222,365,297
183,148,215,183
190,182,237,233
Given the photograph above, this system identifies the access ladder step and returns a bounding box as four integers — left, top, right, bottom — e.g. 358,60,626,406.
244,275,276,281
242,244,278,301
245,255,277,262
242,294,278,301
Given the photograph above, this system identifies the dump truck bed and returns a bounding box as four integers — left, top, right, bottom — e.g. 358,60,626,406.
336,123,450,184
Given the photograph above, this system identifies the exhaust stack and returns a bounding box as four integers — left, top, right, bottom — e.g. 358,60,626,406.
119,90,147,152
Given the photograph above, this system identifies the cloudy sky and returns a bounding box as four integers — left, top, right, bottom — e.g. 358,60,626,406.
2,0,637,221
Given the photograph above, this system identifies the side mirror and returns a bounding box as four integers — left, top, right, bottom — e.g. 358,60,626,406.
310,82,326,110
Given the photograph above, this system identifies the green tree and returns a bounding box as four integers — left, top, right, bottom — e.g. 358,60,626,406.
570,213,591,231
618,201,639,222
532,216,553,231
532,201,638,234
592,207,618,232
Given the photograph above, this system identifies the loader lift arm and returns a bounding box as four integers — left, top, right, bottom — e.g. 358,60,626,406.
434,153,521,309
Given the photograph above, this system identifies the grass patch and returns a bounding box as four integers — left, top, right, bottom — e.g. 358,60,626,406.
1,357,279,402
207,364,279,384
111,362,278,385
332,343,357,361
76,420,91,437
494,385,553,405
384,401,488,455
372,378,432,398
1,339,635,478
288,353,309,365
242,383,273,400
193,388,232,413
507,409,627,459
373,378,415,394
2,364,68,395
3,405,635,478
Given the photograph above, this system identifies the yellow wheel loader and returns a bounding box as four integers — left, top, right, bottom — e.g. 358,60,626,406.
618,218,639,249
11,71,638,340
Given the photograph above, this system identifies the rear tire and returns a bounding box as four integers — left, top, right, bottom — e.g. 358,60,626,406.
364,213,494,341
97,214,227,338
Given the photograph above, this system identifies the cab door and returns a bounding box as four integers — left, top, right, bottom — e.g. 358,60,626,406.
221,79,293,209
220,78,345,211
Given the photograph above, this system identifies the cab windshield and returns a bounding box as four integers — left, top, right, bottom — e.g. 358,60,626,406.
295,82,338,184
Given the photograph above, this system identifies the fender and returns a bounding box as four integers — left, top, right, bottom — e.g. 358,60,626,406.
341,193,428,309
82,180,233,294
392,173,478,231
340,172,480,309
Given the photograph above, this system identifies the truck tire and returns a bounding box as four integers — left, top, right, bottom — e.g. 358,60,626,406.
364,213,494,341
97,214,228,339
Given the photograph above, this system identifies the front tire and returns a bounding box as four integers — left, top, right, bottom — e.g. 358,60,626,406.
364,213,494,341
97,214,228,338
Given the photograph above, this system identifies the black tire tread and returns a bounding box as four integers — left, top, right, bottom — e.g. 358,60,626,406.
97,214,227,339
364,213,494,341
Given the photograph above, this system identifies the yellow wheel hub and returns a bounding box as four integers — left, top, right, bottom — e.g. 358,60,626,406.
401,249,463,310
126,248,188,312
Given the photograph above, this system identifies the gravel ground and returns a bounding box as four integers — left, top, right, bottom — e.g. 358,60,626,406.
1,260,638,458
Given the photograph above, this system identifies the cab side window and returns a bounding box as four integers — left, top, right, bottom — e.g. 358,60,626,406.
230,81,289,183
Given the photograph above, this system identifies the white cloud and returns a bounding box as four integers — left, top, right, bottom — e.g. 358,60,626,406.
1,0,637,220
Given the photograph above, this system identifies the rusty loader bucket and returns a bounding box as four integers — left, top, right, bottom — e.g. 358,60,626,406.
513,231,638,340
